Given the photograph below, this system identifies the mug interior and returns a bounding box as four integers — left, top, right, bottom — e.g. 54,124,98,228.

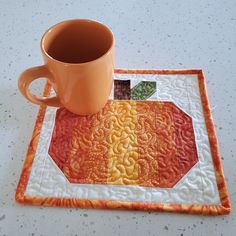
42,20,113,64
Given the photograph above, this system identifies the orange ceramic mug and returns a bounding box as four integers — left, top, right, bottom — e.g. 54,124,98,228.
18,19,114,115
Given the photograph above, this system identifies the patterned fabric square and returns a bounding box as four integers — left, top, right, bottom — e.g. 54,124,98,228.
114,80,130,100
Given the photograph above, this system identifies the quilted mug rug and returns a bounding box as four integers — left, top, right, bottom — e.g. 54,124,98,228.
16,69,231,215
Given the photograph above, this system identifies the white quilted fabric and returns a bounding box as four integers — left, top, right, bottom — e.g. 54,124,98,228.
25,73,220,204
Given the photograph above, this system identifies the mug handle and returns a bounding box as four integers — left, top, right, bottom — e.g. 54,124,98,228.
18,65,62,107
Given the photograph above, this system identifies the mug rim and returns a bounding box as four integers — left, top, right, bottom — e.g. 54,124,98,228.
40,19,114,65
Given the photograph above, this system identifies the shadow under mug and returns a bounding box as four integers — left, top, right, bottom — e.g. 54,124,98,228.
18,19,115,115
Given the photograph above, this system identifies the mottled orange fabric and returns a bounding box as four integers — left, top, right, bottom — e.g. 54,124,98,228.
48,100,198,188
49,105,111,184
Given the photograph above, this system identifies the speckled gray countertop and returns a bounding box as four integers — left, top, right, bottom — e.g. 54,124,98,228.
0,0,235,235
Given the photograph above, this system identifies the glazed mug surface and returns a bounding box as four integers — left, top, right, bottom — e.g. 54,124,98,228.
18,19,114,115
